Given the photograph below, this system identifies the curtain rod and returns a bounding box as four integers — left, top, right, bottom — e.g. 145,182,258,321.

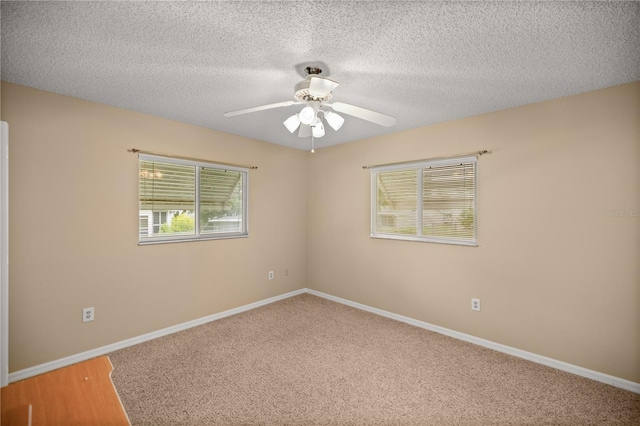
128,148,258,170
362,150,489,169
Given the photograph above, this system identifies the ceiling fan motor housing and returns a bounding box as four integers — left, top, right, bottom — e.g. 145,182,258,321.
294,77,333,103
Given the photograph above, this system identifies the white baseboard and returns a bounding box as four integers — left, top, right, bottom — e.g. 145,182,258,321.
306,289,640,394
9,287,640,395
8,289,306,383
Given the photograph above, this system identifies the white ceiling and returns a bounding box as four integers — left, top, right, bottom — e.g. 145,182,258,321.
1,1,639,151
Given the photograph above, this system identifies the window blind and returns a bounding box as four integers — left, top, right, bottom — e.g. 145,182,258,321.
139,160,196,212
371,156,477,246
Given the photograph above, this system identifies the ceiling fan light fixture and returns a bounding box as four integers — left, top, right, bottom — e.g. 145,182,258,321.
312,120,325,138
283,114,301,133
223,65,397,144
325,111,344,131
299,106,316,125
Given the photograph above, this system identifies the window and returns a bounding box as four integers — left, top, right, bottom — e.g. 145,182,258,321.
371,156,477,246
138,154,248,244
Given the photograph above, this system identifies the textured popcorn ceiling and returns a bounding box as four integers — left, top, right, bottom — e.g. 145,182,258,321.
1,1,639,151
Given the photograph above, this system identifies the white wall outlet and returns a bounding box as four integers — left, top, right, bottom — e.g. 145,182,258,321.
285,269,289,277
471,298,481,312
82,307,94,322
268,271,274,280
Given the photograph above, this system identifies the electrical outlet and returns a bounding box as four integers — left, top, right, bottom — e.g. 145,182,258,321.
471,298,481,312
268,271,274,280
82,307,94,322
285,269,289,277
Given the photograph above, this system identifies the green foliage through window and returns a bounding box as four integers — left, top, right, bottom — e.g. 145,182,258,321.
160,212,195,234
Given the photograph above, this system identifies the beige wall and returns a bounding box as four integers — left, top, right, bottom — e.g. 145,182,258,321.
2,81,639,384
307,82,640,382
1,82,308,372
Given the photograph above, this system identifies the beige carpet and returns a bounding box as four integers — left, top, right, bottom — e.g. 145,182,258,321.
109,293,640,425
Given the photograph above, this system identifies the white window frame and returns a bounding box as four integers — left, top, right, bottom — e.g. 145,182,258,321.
138,154,249,245
370,156,477,246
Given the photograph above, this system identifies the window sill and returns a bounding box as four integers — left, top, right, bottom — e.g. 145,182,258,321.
370,233,477,247
139,233,248,245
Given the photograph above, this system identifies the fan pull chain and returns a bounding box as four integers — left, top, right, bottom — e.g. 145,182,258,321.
311,135,315,153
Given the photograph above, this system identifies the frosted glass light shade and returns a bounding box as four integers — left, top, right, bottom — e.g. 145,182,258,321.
325,111,345,131
299,106,316,125
312,120,325,138
283,114,300,133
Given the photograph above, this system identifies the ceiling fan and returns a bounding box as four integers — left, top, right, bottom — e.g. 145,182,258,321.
224,66,396,150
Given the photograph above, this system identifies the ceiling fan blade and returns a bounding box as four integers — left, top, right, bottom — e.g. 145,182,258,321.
329,102,396,127
298,124,311,138
224,101,298,117
308,76,339,97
